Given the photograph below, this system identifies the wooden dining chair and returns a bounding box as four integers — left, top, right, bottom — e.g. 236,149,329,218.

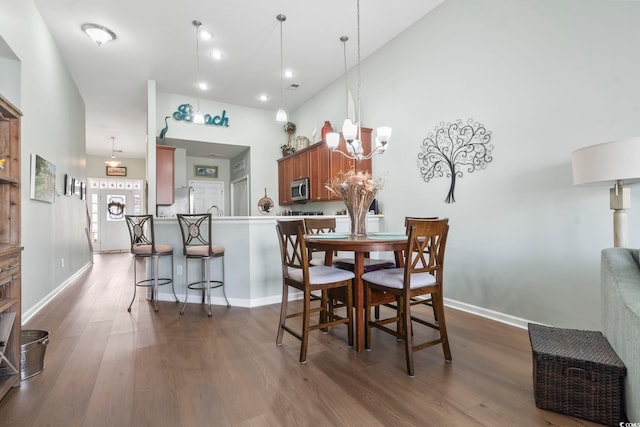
276,219,354,363
362,218,451,376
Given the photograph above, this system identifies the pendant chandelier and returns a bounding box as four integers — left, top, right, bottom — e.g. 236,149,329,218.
105,136,121,167
326,0,392,161
193,20,205,125
275,14,288,122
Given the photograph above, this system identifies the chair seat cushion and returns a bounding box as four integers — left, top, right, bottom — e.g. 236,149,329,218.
361,267,436,289
133,243,173,255
288,265,355,285
185,244,225,256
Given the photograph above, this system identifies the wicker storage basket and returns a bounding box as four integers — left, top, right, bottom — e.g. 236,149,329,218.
528,323,626,425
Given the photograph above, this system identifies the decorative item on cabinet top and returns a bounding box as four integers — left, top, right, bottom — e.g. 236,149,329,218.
281,121,297,157
294,135,310,151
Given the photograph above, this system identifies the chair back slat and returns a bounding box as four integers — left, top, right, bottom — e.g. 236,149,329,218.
404,218,449,285
276,220,309,281
304,217,336,234
176,214,213,255
125,215,156,253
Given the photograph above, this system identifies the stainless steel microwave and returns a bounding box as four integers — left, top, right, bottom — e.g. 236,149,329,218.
290,177,309,202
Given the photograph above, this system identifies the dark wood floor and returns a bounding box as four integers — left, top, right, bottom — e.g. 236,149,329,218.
0,253,601,426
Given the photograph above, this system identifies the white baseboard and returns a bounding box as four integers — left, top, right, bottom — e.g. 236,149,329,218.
444,297,531,330
22,262,93,324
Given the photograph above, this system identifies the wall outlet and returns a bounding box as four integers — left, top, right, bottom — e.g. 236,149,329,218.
176,265,182,275
61,258,64,268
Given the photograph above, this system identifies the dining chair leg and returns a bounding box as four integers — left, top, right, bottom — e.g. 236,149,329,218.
433,291,452,361
402,296,415,377
346,284,354,347
276,283,289,346
300,289,311,364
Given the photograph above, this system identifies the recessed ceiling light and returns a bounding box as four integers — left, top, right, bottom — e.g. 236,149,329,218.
81,23,116,46
198,82,209,90
200,30,212,40
284,70,293,79
259,94,269,102
210,49,223,60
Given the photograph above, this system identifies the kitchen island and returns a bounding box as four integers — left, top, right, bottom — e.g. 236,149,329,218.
153,215,383,307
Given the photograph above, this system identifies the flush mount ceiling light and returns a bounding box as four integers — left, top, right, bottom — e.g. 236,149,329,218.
105,136,122,167
275,14,287,122
81,23,116,46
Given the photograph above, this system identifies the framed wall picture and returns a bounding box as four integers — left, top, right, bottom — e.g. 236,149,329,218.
30,154,56,203
64,174,73,196
106,166,127,177
194,164,218,178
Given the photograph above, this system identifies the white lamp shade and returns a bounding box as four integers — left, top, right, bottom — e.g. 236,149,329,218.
326,132,340,149
276,109,287,122
342,120,358,141
572,137,640,185
376,126,392,144
193,112,205,124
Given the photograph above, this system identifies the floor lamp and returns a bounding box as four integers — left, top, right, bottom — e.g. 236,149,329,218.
572,137,640,247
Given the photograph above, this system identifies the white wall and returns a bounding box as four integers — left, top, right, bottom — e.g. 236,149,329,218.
154,91,283,215
292,0,640,329
0,0,90,317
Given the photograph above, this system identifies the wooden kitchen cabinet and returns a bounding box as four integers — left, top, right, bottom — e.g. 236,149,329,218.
277,158,294,205
308,143,331,201
156,145,176,205
0,95,23,398
277,128,374,205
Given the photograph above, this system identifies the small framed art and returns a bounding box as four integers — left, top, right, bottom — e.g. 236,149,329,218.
106,166,127,177
194,165,218,178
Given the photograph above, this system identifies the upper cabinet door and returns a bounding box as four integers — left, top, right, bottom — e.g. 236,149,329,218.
156,145,176,205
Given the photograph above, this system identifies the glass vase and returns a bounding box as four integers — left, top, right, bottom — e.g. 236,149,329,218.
345,199,370,236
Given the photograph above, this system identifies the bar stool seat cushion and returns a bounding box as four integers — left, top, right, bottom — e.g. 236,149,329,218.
288,265,355,285
361,268,436,289
132,243,173,256
185,244,225,257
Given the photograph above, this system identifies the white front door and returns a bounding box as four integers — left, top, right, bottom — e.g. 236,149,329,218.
87,178,144,252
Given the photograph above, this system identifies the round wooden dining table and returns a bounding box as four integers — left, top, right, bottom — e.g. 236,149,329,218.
304,233,407,352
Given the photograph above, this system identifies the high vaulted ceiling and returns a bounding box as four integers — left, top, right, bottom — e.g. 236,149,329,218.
33,0,444,159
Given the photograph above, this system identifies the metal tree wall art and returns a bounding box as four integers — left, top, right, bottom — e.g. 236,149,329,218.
417,119,493,203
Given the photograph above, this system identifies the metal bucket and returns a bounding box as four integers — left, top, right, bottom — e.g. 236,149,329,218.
20,330,49,380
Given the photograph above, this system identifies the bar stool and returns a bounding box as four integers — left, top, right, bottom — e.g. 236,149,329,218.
176,213,230,316
124,215,178,312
